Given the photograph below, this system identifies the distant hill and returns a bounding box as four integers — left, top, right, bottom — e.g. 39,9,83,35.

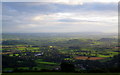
2,32,117,39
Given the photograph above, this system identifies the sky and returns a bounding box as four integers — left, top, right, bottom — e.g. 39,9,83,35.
2,0,118,33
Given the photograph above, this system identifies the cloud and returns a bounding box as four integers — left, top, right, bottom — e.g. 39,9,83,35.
31,12,117,25
2,2,118,33
32,16,45,21
2,0,119,4
3,2,117,14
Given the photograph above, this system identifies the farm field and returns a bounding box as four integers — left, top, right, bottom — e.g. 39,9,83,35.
2,33,120,73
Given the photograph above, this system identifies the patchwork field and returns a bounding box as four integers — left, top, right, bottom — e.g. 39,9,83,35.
2,33,119,73
74,56,106,60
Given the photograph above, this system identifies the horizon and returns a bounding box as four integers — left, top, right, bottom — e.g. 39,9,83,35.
2,31,118,34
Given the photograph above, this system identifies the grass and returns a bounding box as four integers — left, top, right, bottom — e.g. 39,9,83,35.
35,59,58,65
2,72,120,75
34,59,59,69
108,52,119,55
17,48,25,50
17,47,39,50
37,62,58,65
97,55,110,58
17,67,29,70
92,42,103,45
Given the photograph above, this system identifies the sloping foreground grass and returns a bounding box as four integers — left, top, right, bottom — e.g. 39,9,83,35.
2,72,120,75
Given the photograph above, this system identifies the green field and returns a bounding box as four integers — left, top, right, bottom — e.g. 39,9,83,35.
2,33,119,73
2,72,120,75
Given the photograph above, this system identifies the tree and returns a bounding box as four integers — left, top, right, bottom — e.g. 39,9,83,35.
60,61,75,72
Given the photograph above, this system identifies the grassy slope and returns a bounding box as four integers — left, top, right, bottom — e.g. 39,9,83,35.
2,72,120,75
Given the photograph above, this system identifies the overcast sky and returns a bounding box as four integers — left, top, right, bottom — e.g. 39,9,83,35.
2,0,118,33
